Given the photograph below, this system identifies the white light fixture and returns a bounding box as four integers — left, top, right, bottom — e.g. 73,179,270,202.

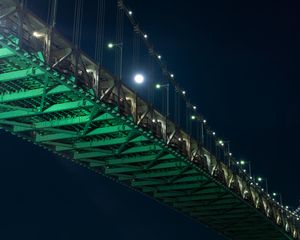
193,106,197,110
212,131,216,136
170,73,174,78
144,34,148,39
158,55,162,59
182,90,186,95
203,119,207,123
128,10,133,15
108,43,114,48
33,31,46,38
134,74,144,84
191,115,196,120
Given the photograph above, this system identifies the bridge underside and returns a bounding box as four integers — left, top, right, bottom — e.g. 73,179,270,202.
0,7,298,238
0,0,300,234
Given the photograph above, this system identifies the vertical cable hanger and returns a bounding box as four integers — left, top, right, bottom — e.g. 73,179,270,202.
132,24,140,75
20,0,27,8
72,0,83,84
47,0,58,28
45,0,58,63
72,0,83,48
147,43,155,104
115,0,124,80
95,0,106,65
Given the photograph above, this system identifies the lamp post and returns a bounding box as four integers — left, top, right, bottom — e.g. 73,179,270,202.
272,192,283,205
155,83,170,117
257,177,269,194
108,42,123,81
238,160,252,178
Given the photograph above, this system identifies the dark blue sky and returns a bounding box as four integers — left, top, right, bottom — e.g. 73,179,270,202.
1,0,300,239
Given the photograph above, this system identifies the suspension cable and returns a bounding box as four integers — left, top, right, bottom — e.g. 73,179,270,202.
115,0,124,80
47,0,58,28
73,0,83,48
95,0,106,65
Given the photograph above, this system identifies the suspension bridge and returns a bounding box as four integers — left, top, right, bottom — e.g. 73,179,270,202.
0,0,299,239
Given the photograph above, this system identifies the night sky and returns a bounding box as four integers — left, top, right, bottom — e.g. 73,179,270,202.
0,0,300,239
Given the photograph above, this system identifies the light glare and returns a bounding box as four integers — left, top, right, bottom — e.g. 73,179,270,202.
134,74,144,84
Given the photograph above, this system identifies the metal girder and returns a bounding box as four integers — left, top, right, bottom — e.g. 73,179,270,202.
143,182,211,193
107,153,175,165
164,191,229,203
144,149,167,169
43,100,94,113
35,125,132,142
181,202,241,213
154,181,216,198
56,135,147,151
132,175,207,187
120,168,198,180
0,68,45,82
0,99,93,120
116,131,140,155
173,196,235,208
0,47,14,58
167,165,192,183
13,112,114,132
0,85,71,103
191,208,251,218
0,6,17,20
74,144,160,159
106,161,188,175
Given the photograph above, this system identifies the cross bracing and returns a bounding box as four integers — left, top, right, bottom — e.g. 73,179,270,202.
0,1,299,239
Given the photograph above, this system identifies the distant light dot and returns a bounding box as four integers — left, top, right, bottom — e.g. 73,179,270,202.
129,11,133,15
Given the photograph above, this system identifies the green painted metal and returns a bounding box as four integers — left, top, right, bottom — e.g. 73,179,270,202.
0,20,298,240
0,68,44,82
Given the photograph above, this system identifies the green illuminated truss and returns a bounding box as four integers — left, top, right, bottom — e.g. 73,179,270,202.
0,1,299,239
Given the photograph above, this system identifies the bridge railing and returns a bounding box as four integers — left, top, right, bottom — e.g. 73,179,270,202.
0,0,299,237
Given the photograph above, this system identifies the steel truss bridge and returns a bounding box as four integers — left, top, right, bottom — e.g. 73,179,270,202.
0,1,299,239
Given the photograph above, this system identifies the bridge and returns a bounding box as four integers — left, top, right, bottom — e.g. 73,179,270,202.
0,0,299,239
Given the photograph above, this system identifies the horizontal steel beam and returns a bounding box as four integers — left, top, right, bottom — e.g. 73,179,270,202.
107,153,175,165
35,125,132,142
0,47,14,59
0,68,44,82
56,135,147,151
131,175,207,187
106,161,187,175
0,85,71,103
